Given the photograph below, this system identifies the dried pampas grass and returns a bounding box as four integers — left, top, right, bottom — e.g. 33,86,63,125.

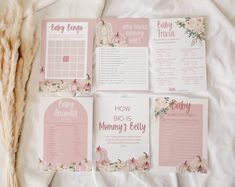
0,0,38,186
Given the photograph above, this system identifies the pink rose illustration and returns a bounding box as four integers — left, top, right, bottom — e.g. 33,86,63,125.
176,17,205,46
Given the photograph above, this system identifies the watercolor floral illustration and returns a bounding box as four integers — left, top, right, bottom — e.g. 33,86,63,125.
177,155,208,173
96,146,150,172
176,17,205,46
38,158,92,172
155,97,174,118
95,19,127,47
39,66,91,96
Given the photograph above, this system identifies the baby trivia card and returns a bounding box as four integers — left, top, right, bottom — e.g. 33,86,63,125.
95,97,150,171
154,97,208,173
39,97,93,172
40,19,94,96
95,18,149,91
150,17,207,92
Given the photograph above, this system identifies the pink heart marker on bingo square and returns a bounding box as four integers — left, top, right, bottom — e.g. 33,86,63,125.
63,56,69,62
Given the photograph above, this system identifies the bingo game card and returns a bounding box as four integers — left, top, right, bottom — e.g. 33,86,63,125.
40,20,94,95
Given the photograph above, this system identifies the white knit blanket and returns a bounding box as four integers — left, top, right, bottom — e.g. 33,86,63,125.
1,0,234,186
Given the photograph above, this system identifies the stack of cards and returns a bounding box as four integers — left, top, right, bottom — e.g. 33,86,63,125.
39,17,208,173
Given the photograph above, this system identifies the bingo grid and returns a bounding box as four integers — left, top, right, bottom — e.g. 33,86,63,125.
45,40,86,79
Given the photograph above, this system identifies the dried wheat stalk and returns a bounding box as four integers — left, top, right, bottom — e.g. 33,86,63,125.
0,0,38,186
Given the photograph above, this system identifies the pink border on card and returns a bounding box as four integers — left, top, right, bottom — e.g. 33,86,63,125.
43,98,88,166
40,19,94,95
41,19,94,78
95,18,149,47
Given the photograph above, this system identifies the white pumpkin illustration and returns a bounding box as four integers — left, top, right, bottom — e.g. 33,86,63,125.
137,152,150,170
177,160,193,173
96,19,112,47
191,155,208,173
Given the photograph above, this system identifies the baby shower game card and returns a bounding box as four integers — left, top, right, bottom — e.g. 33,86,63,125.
40,19,94,96
154,97,208,173
95,97,150,171
38,97,93,172
95,18,149,91
150,17,207,92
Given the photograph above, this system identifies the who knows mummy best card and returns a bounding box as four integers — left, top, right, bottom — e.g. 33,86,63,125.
95,18,149,91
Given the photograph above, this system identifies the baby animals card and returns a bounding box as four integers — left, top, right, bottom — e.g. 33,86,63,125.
40,20,94,96
95,97,150,171
95,18,149,91
154,96,208,173
39,97,93,172
150,17,207,92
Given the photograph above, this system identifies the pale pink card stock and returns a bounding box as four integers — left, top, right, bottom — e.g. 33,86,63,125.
95,18,148,47
39,97,93,172
154,97,208,173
